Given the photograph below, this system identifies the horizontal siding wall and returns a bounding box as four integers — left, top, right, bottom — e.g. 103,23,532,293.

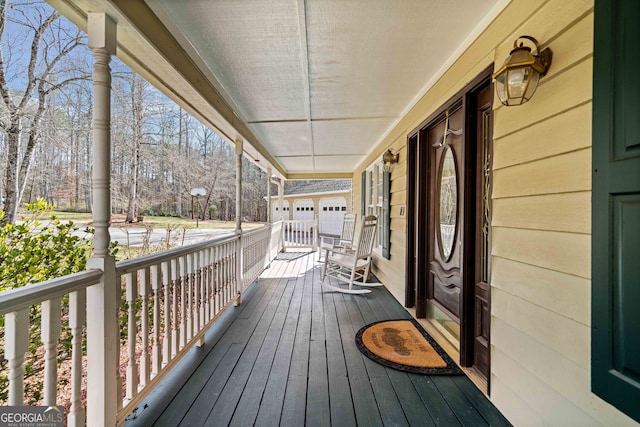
353,0,639,424
489,1,635,425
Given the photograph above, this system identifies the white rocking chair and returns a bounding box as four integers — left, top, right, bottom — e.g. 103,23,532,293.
321,215,382,294
318,213,357,261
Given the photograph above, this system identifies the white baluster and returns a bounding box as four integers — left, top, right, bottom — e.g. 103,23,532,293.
210,248,216,316
223,243,229,305
201,250,209,323
236,237,243,300
205,249,211,322
151,264,162,377
233,241,238,301
221,244,226,309
199,250,206,329
194,251,204,347
139,268,151,388
209,247,215,318
231,241,236,300
214,246,220,314
116,272,123,412
170,258,179,358
300,222,304,246
207,247,214,319
162,261,171,365
193,251,200,340
186,253,194,342
41,298,61,406
5,309,29,405
125,272,138,401
219,246,224,303
179,256,187,350
68,290,86,427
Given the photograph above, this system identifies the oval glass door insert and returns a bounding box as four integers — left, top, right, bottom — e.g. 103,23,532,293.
439,146,457,259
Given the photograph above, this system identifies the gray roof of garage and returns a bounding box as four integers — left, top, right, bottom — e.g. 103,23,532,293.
271,180,351,197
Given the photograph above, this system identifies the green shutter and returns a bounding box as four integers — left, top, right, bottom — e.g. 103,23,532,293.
592,0,640,422
382,171,391,259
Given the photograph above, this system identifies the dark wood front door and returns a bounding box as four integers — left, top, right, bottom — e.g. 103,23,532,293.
427,105,465,319
406,67,493,384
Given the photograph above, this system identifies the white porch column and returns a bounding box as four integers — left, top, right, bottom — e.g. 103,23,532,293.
234,138,243,305
277,179,284,251
235,137,243,233
278,179,284,220
87,13,118,427
266,167,272,223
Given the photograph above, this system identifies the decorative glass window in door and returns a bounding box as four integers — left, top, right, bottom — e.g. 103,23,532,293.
439,146,457,259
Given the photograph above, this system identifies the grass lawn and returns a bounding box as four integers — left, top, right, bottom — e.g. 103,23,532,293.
46,211,263,229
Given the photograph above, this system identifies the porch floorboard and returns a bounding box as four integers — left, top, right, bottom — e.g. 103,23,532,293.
126,252,511,427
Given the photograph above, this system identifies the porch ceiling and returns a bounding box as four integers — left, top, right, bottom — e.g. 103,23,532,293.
49,0,506,178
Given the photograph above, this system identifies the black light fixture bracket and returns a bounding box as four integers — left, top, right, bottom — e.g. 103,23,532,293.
517,36,553,77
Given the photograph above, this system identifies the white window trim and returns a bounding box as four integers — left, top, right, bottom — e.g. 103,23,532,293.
365,162,384,252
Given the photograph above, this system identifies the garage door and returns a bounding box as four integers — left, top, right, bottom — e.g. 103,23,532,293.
272,200,290,220
319,197,347,235
293,199,314,221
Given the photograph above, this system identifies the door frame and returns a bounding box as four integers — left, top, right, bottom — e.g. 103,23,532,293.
460,72,493,370
405,64,493,370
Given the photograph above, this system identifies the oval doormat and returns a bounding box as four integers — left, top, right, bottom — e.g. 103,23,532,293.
355,319,463,375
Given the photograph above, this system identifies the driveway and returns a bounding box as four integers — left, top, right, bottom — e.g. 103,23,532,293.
108,227,233,247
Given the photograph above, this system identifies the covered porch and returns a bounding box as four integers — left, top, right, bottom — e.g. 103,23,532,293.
0,0,511,424
9,0,639,425
125,252,509,426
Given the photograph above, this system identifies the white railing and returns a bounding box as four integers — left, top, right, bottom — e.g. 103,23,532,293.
241,226,272,290
0,224,274,426
115,233,239,422
282,218,318,250
0,269,103,426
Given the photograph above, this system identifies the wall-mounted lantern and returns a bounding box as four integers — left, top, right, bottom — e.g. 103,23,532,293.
382,149,399,173
493,36,552,106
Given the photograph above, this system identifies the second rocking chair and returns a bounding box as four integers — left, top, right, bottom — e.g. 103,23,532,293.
321,215,382,294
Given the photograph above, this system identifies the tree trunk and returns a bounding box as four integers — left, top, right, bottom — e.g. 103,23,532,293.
3,122,21,225
176,108,183,216
125,134,141,222
0,4,84,224
125,76,144,223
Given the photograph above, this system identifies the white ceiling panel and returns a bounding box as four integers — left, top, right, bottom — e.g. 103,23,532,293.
305,0,498,119
141,0,505,176
313,155,367,172
311,118,393,156
150,0,309,123
276,156,316,172
249,121,312,157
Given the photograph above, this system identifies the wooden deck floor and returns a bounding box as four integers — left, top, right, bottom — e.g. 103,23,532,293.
126,252,511,427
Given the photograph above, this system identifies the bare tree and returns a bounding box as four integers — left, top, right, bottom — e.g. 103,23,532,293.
0,0,86,224
124,73,147,222
0,0,270,225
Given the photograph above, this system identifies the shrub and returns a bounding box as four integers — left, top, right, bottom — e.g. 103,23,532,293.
0,198,94,405
0,199,93,291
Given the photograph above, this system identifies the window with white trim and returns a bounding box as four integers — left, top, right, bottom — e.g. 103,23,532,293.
365,162,384,249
